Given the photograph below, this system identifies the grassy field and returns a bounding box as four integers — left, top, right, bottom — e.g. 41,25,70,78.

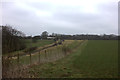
26,40,118,78
24,39,54,48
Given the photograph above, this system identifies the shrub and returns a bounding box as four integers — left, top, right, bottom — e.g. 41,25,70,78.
24,47,37,53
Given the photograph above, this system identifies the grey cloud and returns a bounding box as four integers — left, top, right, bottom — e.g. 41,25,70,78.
53,11,100,24
1,1,118,35
27,2,54,11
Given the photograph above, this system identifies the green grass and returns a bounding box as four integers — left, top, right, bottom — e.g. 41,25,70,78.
73,40,118,78
24,39,54,48
26,40,118,78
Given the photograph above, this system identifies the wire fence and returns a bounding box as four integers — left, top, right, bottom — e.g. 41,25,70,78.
2,40,86,78
2,44,68,78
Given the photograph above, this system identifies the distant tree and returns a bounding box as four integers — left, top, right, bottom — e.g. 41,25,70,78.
26,36,32,39
32,35,41,43
52,33,57,37
33,35,41,39
41,31,48,39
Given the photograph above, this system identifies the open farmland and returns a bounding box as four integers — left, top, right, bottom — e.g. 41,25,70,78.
2,1,119,79
25,40,118,78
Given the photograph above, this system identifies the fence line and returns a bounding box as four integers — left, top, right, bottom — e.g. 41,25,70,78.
14,40,86,66
3,40,87,78
14,47,61,67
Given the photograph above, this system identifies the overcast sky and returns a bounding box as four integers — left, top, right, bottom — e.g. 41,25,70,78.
1,0,119,36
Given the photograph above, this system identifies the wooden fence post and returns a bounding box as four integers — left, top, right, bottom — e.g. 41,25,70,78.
48,50,50,61
39,50,40,63
17,53,19,65
30,52,31,65
17,52,20,77
45,50,47,61
49,50,52,61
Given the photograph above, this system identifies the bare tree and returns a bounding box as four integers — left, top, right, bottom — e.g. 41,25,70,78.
41,31,48,39
2,25,26,54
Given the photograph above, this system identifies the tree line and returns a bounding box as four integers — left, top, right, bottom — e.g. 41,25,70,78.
26,32,119,40
1,25,119,54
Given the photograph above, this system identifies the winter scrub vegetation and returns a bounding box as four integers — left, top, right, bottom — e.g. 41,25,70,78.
3,39,54,57
2,25,54,56
2,39,56,78
9,40,78,66
25,40,118,78
2,25,26,54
